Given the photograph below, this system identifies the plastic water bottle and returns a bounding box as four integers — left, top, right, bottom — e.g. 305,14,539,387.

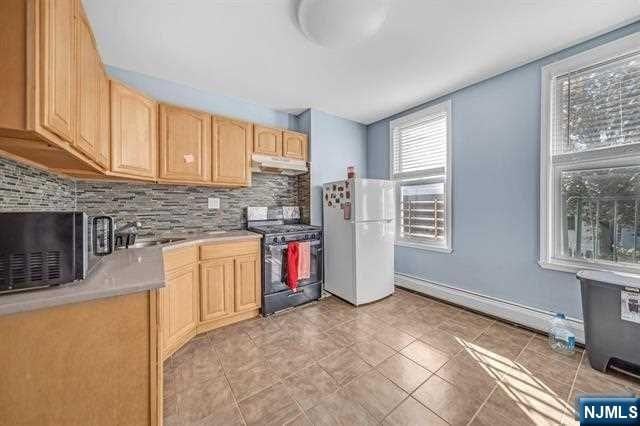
548,313,576,355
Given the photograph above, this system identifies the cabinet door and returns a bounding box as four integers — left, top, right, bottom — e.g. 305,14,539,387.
234,254,261,312
162,264,198,350
212,117,251,186
110,81,157,179
159,104,210,182
253,125,282,156
282,131,308,161
95,68,110,169
200,259,234,322
75,14,99,159
41,0,76,143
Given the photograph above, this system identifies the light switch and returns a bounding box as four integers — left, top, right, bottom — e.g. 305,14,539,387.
208,197,220,209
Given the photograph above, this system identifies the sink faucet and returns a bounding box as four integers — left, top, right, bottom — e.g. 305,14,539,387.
115,221,141,248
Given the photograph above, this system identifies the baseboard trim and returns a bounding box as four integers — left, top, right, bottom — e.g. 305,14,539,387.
395,272,585,344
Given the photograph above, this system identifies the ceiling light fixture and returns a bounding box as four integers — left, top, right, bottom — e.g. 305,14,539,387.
297,0,390,49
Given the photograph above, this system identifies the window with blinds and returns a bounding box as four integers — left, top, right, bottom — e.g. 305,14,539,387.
541,33,640,273
390,101,451,251
553,51,640,155
392,112,447,179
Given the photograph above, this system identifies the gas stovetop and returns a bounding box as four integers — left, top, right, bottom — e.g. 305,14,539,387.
248,223,322,236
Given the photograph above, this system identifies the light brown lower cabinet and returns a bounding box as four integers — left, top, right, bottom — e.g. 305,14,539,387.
160,239,261,360
0,291,161,426
233,253,261,312
160,246,199,360
160,263,198,358
200,258,235,322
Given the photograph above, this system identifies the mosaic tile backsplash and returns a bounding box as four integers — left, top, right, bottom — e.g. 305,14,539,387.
0,157,76,211
75,174,300,236
0,156,310,237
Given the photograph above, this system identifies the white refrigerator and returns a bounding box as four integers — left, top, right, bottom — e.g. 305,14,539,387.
322,178,395,305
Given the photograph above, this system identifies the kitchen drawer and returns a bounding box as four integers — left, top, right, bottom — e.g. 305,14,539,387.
163,245,197,271
199,240,259,261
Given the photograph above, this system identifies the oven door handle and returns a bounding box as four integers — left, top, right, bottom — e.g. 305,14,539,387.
267,241,322,249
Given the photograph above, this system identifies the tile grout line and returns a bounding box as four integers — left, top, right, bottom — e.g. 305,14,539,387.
464,333,535,425
563,348,586,425
209,332,249,426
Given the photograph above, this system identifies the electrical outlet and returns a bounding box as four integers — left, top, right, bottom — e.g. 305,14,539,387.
208,197,220,210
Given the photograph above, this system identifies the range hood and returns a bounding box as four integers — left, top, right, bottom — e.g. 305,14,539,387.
251,153,308,176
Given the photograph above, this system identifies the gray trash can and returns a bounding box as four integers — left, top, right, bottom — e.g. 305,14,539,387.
577,270,640,373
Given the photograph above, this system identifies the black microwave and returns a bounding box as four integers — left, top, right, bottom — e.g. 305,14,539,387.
0,212,88,294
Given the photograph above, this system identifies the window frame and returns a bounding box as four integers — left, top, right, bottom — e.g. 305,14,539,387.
539,32,640,274
389,100,453,253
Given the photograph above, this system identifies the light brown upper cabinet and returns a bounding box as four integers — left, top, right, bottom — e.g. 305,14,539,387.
75,9,100,162
0,0,310,183
253,125,283,156
41,0,77,144
212,117,252,186
96,68,110,169
283,130,308,161
158,104,211,183
0,0,104,176
109,81,158,180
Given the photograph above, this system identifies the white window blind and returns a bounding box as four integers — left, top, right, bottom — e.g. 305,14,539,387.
392,112,447,179
553,50,640,155
390,101,452,252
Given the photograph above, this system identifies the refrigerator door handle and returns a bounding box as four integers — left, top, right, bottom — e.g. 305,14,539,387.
350,219,394,224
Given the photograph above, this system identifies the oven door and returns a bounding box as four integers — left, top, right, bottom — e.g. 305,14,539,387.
263,240,323,295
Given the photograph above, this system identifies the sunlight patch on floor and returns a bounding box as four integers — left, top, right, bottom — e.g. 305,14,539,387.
460,338,573,425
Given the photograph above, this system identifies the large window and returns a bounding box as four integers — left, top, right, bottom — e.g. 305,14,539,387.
540,33,640,273
390,100,452,252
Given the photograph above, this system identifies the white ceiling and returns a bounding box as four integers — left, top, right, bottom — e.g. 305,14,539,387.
83,0,640,124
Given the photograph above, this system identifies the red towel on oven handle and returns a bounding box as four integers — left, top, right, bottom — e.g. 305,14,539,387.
286,242,299,290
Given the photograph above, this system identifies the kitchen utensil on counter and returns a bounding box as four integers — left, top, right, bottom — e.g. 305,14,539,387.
92,216,114,256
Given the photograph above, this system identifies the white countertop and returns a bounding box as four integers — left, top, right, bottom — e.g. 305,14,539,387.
0,230,262,316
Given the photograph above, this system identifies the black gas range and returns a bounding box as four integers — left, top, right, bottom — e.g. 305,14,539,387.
247,207,323,315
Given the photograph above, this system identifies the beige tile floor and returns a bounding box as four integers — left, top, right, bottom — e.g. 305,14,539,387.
163,288,640,425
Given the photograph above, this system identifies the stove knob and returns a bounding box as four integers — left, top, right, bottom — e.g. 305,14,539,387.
310,233,316,239
304,234,309,240
272,237,278,244
280,236,286,243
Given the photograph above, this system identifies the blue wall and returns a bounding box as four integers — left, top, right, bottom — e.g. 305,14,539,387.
367,22,640,319
107,66,295,129
301,109,368,225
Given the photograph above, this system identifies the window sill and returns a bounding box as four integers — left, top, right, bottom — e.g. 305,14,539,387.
538,258,640,275
395,240,453,254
